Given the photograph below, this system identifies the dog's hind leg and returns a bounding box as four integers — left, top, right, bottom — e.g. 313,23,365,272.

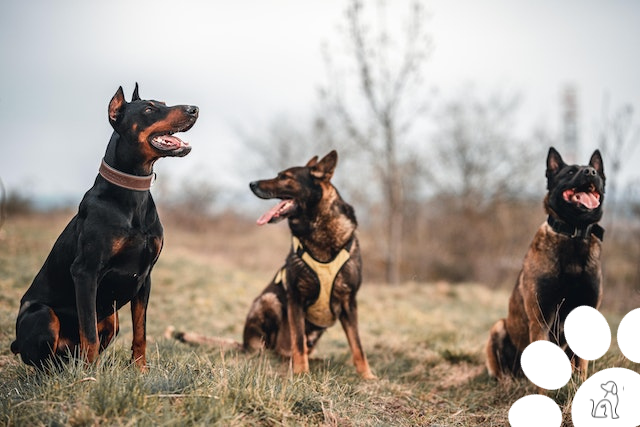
486,319,522,378
243,292,285,353
242,321,268,352
486,319,506,377
13,303,62,368
305,325,325,356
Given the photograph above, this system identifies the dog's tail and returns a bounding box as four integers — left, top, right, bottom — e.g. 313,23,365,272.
164,326,242,351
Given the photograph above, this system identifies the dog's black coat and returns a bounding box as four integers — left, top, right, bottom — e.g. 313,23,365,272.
486,147,605,380
11,84,198,369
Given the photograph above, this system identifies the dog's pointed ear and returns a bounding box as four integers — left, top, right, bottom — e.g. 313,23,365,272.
132,82,141,101
310,150,338,180
589,149,605,178
108,86,126,125
306,155,319,167
546,147,565,177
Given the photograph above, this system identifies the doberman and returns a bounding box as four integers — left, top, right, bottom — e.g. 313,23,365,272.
11,83,198,370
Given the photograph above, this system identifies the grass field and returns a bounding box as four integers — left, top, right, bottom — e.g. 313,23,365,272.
0,212,637,426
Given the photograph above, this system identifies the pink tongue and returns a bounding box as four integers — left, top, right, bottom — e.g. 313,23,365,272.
572,192,600,209
256,200,291,225
163,135,187,147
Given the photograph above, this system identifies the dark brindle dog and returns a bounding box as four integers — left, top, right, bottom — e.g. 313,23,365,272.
486,147,605,381
11,84,198,369
245,151,375,378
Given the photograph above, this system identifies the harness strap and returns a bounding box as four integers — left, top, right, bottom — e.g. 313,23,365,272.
274,268,286,289
277,236,353,328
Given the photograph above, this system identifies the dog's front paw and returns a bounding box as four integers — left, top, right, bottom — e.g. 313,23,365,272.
291,352,310,374
132,355,148,373
360,370,377,380
292,364,310,375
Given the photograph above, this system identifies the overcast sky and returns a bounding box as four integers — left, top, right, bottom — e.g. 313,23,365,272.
2,0,639,209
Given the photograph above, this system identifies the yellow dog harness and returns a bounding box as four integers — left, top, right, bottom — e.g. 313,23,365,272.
275,236,353,328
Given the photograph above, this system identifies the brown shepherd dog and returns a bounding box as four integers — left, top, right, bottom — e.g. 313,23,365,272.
167,151,375,379
486,147,605,381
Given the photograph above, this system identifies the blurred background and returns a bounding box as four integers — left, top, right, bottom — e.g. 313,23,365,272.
1,0,639,309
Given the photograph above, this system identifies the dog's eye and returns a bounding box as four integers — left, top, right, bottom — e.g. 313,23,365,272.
565,167,578,176
144,107,154,114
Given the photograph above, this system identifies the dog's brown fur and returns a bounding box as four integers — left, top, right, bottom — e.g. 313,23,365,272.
244,151,374,378
168,151,374,379
486,147,605,381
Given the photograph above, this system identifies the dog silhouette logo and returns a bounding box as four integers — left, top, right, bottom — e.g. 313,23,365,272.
591,381,620,419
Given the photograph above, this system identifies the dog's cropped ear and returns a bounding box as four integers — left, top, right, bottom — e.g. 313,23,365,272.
310,150,338,180
589,149,605,178
306,155,319,167
546,147,565,178
132,82,141,102
108,86,126,125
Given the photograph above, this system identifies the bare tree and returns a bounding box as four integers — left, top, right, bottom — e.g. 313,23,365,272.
319,0,433,284
420,88,545,284
237,116,322,173
429,88,542,209
596,95,639,230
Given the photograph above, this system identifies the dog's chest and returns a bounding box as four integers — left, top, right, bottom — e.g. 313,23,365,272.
563,262,588,276
112,231,162,271
97,229,162,310
556,239,600,277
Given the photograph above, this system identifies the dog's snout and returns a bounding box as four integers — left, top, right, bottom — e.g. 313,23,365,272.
249,181,258,192
584,167,597,176
185,105,199,117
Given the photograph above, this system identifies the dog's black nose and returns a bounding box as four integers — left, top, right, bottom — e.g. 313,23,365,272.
584,167,597,176
185,105,199,117
249,181,258,191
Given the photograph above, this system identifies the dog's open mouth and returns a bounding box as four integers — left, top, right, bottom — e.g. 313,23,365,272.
150,134,190,152
256,199,297,225
563,185,601,210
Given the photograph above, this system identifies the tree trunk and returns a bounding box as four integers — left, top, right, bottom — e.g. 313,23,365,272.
384,125,403,285
386,198,403,285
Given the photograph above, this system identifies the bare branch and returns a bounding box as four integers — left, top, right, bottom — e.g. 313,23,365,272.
347,0,382,119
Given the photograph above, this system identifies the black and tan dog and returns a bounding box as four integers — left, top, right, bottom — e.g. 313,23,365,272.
167,151,375,378
244,150,374,378
486,147,605,381
11,84,198,370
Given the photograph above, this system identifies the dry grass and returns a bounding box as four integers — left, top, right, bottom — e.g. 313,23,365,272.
0,211,637,426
